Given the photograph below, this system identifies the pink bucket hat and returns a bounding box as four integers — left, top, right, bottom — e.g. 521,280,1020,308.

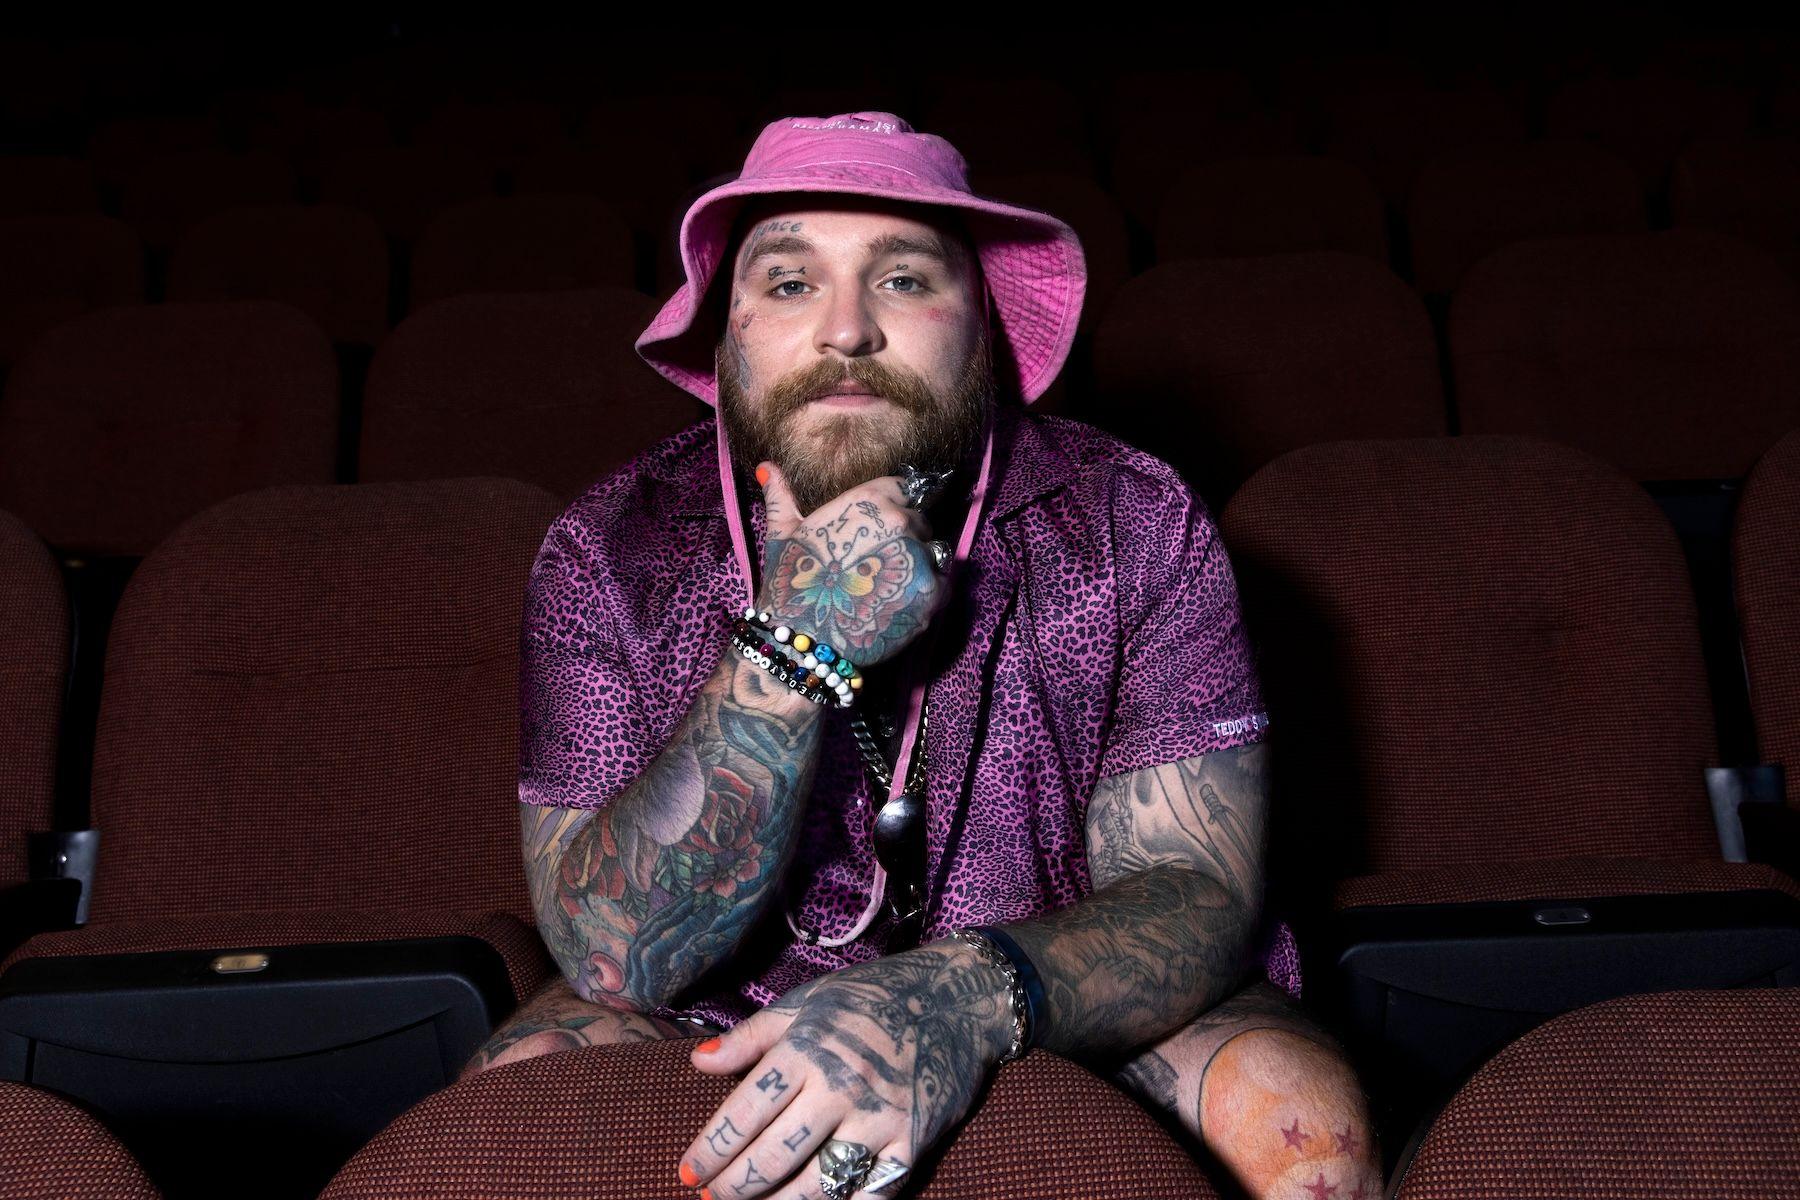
635,110,1087,406
634,113,1088,947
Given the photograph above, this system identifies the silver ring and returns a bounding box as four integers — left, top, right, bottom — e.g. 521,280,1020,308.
862,1157,910,1194
817,1138,875,1200
898,464,953,511
926,539,952,572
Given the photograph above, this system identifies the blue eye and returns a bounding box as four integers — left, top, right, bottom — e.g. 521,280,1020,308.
771,279,809,298
883,275,924,293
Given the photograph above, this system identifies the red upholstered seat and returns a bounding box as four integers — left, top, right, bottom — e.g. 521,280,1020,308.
1545,72,1755,189
1672,137,1800,280
1154,156,1388,267
0,509,65,895
168,203,390,347
0,156,99,218
1734,429,1800,810
0,1082,160,1200
360,288,703,501
1092,254,1444,504
0,215,143,367
119,149,297,253
1450,230,1800,480
318,146,497,242
1394,989,1800,1199
408,194,636,313
1323,79,1525,206
1223,434,1800,1114
11,478,560,938
0,301,338,556
320,1041,1222,1200
1407,139,1647,296
1223,436,1725,893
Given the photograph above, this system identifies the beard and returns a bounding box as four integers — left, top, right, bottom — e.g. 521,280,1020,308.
716,329,994,517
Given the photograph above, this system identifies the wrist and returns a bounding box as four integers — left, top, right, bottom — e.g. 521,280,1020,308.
942,927,1042,1064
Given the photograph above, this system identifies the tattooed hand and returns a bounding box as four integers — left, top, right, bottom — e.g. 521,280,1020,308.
754,460,946,667
679,940,1014,1199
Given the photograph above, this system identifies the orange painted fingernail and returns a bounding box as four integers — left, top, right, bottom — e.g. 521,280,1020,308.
701,1189,714,1200
679,1162,699,1187
755,465,770,486
696,1037,722,1053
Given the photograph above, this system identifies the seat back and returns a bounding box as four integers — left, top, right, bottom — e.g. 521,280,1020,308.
0,301,338,555
1734,428,1800,808
1395,989,1800,1199
1093,254,1444,504
408,194,635,312
1221,436,1719,885
360,288,700,501
1450,229,1800,480
0,510,66,890
86,478,562,925
168,203,389,347
1154,156,1388,266
0,215,143,367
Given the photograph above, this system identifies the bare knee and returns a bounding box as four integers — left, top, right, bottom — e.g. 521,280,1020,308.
458,974,697,1082
1199,1029,1381,1200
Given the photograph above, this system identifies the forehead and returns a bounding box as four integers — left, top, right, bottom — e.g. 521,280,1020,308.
730,195,969,265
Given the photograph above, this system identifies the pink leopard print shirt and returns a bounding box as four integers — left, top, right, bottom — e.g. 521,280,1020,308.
519,404,1299,1030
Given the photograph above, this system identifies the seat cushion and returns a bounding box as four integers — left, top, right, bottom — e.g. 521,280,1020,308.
320,1039,1221,1199
0,1081,160,1199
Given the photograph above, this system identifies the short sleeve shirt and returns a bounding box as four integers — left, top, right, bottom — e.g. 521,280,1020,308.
518,404,1298,1029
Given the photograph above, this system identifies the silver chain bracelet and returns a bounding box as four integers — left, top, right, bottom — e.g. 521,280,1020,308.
948,928,1031,1063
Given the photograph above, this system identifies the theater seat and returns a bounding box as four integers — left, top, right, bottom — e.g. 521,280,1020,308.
359,288,703,500
0,215,143,369
0,300,338,557
1393,990,1800,1199
0,478,563,1200
320,1041,1222,1200
168,203,390,348
0,1082,160,1200
407,194,636,312
1450,229,1800,482
120,149,297,253
1407,140,1647,296
0,508,72,955
1221,436,1800,1115
1153,156,1388,267
0,156,99,218
1672,137,1800,280
1092,254,1444,505
1734,429,1800,817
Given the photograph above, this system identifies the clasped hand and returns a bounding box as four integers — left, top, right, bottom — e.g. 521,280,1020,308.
679,940,1014,1199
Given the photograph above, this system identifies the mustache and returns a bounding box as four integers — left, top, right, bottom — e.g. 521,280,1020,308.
760,356,932,421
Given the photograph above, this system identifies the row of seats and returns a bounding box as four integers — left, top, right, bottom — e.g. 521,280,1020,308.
0,430,1795,1193
6,988,1798,1199
5,132,1798,330
3,224,1793,559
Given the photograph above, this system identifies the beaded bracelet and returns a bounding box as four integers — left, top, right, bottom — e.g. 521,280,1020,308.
728,619,846,707
737,607,864,707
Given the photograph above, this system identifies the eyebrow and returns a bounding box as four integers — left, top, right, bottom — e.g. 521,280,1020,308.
737,231,959,280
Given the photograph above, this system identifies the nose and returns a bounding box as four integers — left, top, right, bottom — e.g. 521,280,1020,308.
812,281,884,360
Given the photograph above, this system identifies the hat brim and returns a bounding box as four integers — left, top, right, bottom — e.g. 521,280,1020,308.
636,166,1086,407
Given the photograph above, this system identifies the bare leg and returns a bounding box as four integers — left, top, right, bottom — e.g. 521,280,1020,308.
459,973,710,1081
1111,982,1383,1200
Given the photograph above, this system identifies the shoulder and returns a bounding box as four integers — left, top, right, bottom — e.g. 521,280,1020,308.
1011,410,1214,536
546,416,718,560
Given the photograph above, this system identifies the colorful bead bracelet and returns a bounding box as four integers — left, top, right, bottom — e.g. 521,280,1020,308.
729,615,857,708
737,607,864,706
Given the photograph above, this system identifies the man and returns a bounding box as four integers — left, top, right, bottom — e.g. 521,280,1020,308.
471,113,1382,1200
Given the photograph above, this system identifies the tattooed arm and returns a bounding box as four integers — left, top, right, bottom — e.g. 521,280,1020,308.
521,461,945,1013
520,650,824,1011
999,740,1271,1060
